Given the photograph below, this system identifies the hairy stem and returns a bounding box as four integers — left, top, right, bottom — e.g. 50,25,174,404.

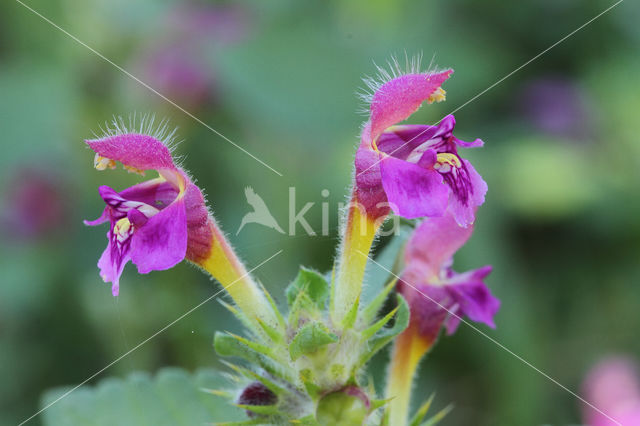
331,194,383,326
386,323,432,426
197,221,279,332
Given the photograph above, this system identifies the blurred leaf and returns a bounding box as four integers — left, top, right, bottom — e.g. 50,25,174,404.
40,368,243,426
0,64,76,175
497,137,598,219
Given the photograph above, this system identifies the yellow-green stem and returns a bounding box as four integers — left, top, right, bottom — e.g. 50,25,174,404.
331,195,383,326
386,323,432,426
198,222,279,331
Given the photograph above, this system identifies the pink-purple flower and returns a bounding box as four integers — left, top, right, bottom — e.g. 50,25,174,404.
398,213,499,343
136,3,249,108
583,356,640,426
84,122,211,296
355,66,487,226
2,169,67,239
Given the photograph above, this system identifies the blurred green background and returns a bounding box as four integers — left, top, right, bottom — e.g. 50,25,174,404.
1,0,639,424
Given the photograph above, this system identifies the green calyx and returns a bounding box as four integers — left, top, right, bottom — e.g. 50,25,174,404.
212,266,410,424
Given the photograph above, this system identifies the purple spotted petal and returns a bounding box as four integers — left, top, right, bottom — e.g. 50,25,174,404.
97,228,133,297
370,70,453,141
447,159,488,227
405,214,474,276
130,196,187,274
86,133,176,171
379,155,448,219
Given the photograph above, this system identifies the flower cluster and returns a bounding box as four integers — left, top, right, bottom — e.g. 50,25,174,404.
83,57,499,425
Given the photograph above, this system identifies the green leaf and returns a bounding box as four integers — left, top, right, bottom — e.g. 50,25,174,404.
289,322,338,361
360,278,398,326
287,289,314,329
213,332,293,382
341,295,360,330
235,404,279,416
212,420,265,426
291,414,321,426
220,361,288,396
409,394,435,426
361,303,399,341
286,267,330,309
227,333,278,360
40,368,244,426
358,294,410,367
256,280,287,331
298,369,321,400
370,398,393,411
421,404,453,426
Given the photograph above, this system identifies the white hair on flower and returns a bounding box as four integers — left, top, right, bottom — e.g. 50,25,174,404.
92,112,182,154
90,112,185,169
357,53,444,114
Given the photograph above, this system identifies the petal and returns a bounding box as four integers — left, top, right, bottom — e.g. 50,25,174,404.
443,266,499,334
375,115,459,160
119,178,179,208
405,213,474,275
130,196,188,274
379,156,448,219
354,131,390,219
448,159,488,227
398,275,451,342
376,124,441,160
582,357,640,426
97,185,160,219
453,136,484,148
370,70,453,141
183,182,214,263
84,208,109,226
86,133,176,171
96,231,132,297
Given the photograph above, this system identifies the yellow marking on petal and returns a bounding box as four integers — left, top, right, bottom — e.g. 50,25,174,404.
436,152,461,168
94,154,116,171
371,138,380,152
427,87,446,104
123,164,145,176
159,169,187,198
114,217,132,237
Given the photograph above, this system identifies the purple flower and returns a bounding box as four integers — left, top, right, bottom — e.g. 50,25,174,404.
398,213,499,343
136,3,249,108
2,169,67,239
84,123,212,296
583,357,640,426
355,67,487,226
520,77,591,140
140,44,215,108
